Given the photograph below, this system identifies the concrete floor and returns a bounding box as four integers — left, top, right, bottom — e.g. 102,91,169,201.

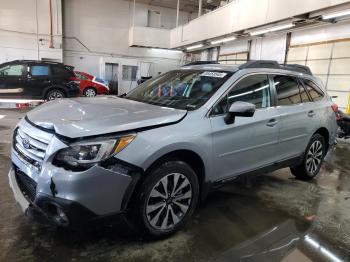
1,108,350,262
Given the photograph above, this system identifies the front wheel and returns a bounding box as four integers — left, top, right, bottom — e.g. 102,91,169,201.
290,133,326,180
131,161,199,238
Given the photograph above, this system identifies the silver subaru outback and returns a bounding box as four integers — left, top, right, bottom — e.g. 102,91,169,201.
9,61,338,237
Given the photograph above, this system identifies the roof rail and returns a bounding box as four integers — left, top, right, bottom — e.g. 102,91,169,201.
239,60,281,70
239,60,312,75
183,61,219,66
282,64,312,75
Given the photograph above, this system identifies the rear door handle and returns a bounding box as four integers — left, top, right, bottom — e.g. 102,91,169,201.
266,119,278,127
308,111,316,117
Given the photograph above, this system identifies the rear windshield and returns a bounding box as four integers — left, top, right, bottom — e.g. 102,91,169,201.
126,70,232,110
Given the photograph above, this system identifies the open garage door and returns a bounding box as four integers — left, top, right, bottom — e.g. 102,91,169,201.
287,39,350,110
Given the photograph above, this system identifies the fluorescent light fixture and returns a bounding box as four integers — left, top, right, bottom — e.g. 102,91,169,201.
151,48,182,53
250,23,295,36
322,9,350,19
186,44,204,50
211,36,236,45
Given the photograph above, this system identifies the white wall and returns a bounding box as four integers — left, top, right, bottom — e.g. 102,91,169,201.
291,22,350,45
220,40,249,55
0,0,63,63
129,26,170,48
170,0,350,48
63,0,186,94
250,34,287,63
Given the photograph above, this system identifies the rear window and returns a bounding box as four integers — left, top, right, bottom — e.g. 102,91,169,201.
273,75,301,106
52,65,75,78
302,79,324,102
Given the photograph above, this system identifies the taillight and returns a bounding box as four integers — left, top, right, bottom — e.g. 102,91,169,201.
331,103,341,120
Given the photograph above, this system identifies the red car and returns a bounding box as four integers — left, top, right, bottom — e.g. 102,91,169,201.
73,71,109,97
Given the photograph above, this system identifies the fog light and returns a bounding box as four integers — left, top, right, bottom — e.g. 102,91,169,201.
57,207,68,223
53,206,69,225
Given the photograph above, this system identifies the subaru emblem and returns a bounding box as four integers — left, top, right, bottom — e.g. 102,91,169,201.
22,138,30,149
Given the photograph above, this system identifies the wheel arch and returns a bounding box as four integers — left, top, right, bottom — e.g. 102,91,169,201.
313,127,330,151
129,149,209,209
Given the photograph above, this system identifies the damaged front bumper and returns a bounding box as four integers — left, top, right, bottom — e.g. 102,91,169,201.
9,149,141,227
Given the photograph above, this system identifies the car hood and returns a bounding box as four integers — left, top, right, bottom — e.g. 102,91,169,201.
26,96,187,138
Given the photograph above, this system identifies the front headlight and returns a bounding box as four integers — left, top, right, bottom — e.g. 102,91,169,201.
54,135,135,170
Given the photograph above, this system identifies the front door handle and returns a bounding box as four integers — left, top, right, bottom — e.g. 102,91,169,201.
266,119,278,127
308,111,316,117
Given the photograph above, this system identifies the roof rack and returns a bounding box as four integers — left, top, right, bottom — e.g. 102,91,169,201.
239,60,313,75
183,61,219,66
282,64,312,75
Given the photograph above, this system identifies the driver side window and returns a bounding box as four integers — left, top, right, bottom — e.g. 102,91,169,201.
212,74,271,115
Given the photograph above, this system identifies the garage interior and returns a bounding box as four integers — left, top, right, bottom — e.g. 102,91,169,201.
1,0,350,261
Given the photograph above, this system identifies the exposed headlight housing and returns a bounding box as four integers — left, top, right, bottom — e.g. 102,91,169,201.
54,135,135,171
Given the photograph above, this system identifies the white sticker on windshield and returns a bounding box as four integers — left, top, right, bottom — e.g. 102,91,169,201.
200,71,227,78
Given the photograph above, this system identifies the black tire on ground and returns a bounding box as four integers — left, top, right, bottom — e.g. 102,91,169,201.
83,87,97,97
290,133,326,181
130,160,199,238
45,89,66,101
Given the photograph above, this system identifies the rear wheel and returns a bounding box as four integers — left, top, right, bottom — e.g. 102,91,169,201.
83,87,97,97
45,89,66,101
131,161,199,238
290,133,326,180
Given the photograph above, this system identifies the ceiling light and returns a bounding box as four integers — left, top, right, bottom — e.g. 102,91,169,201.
151,48,182,53
211,36,236,45
250,23,295,36
186,44,204,50
322,9,350,19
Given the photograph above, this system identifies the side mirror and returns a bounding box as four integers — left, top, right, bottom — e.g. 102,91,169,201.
224,101,256,125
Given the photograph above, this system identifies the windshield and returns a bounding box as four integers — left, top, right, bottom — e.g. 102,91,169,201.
126,70,232,110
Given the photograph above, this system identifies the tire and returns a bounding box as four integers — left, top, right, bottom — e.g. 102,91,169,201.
130,160,199,238
83,87,97,97
45,89,66,101
290,133,326,180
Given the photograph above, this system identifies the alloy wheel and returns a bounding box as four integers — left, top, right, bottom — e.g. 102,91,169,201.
48,91,64,100
84,88,96,97
146,173,192,230
306,140,323,174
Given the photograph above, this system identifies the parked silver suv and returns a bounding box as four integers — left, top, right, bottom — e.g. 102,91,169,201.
9,61,338,237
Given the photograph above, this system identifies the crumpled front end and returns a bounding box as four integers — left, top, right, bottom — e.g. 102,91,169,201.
9,117,140,227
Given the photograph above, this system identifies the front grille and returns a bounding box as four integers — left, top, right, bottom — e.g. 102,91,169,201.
13,126,50,170
15,168,37,202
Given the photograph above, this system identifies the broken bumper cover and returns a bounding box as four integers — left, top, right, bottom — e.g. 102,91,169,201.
9,152,142,227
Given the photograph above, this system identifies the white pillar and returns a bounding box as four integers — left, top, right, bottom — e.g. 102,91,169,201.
176,0,180,27
198,0,202,17
132,0,136,28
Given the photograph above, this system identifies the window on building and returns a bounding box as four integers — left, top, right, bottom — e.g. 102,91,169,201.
274,75,301,106
122,65,138,81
